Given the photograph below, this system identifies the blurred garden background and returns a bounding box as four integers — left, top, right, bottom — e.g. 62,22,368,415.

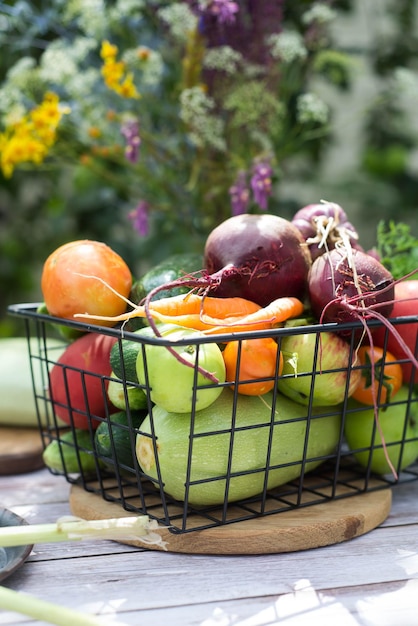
1,0,417,336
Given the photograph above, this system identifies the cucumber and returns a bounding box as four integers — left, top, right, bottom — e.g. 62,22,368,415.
95,410,145,469
130,252,203,304
107,371,148,410
136,389,342,506
43,429,99,474
109,339,142,384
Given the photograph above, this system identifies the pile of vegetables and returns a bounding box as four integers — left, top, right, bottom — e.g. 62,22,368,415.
34,202,418,506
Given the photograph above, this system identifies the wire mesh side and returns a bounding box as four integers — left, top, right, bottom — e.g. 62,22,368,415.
7,303,418,533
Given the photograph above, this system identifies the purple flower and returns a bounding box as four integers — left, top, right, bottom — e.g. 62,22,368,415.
207,1,239,25
121,118,141,164
251,159,273,211
129,201,149,236
229,171,250,216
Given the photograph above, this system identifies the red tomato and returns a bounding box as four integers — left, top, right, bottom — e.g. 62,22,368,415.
49,332,117,429
41,240,132,328
373,280,418,384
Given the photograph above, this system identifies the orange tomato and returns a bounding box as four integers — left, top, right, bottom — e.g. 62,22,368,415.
223,337,283,396
352,345,403,405
41,240,132,328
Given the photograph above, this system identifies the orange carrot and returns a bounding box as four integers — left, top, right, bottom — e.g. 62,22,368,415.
74,293,261,324
74,294,304,333
202,297,304,335
145,294,262,319
141,297,304,334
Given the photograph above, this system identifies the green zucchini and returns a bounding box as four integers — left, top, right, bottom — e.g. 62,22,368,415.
95,410,145,469
136,389,342,506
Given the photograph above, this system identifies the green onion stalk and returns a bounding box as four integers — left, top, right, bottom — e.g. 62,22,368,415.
0,515,166,625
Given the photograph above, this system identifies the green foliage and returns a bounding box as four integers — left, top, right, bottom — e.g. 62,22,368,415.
376,220,418,280
0,1,417,336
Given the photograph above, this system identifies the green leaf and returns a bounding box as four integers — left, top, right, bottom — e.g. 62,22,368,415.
376,220,418,280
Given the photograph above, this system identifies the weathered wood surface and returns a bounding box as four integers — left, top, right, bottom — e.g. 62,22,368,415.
1,468,418,625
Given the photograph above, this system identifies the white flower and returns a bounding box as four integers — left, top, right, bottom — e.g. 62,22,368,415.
114,0,145,14
180,87,226,151
69,37,98,63
189,116,226,152
180,87,215,121
40,44,78,85
158,4,198,41
7,57,36,81
63,0,108,38
123,47,164,87
204,46,242,74
266,32,307,63
66,68,101,100
4,57,42,96
302,3,337,25
38,38,97,88
297,93,329,125
2,101,27,126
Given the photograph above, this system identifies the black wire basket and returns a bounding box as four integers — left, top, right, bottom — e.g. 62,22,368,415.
8,303,418,534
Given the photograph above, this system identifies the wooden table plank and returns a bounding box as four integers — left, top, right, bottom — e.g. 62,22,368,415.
108,579,418,626
5,523,418,609
1,469,418,625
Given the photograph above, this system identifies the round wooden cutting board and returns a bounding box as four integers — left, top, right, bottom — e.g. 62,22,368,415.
70,485,392,555
0,427,44,475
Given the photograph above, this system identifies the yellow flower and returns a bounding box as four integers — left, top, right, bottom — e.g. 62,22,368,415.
100,41,140,99
117,74,140,99
102,60,125,81
100,40,118,60
31,94,61,129
0,92,70,178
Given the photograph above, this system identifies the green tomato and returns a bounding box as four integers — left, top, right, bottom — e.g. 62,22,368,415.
344,386,418,475
136,328,226,413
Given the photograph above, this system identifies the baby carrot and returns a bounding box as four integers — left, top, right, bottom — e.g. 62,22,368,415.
202,297,305,335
